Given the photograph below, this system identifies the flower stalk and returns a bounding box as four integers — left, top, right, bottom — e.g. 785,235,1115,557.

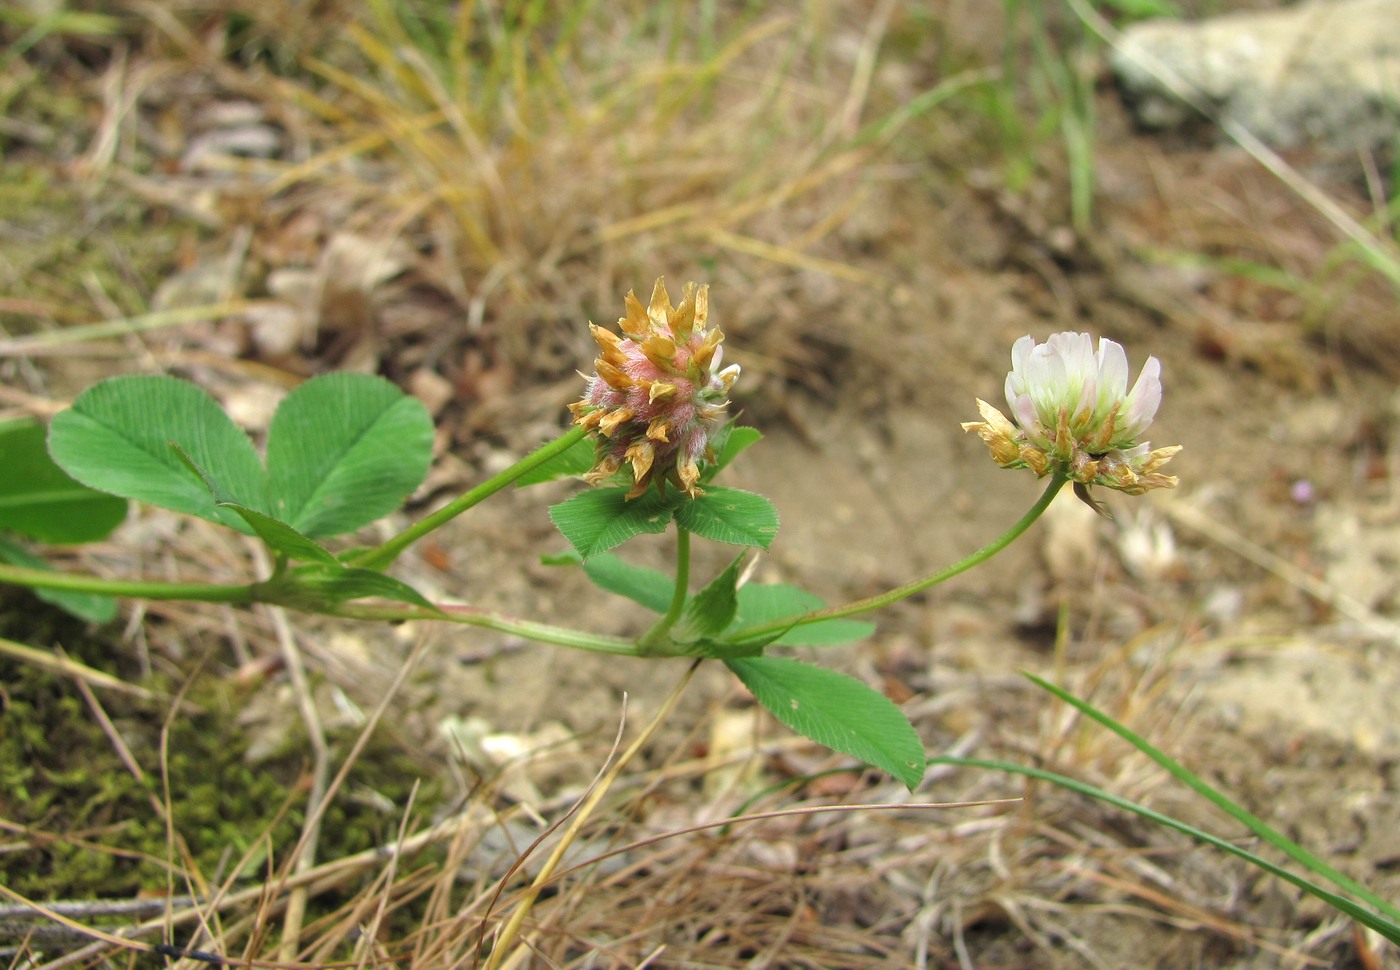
738,473,1069,640
352,425,589,571
637,527,691,655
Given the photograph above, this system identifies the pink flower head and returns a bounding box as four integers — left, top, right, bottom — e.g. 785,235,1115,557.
569,278,740,499
964,332,1180,496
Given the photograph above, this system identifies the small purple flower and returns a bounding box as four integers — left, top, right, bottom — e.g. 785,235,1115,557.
964,332,1180,496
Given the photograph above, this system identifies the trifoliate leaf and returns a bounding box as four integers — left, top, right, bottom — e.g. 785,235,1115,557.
49,375,267,533
581,552,674,613
728,584,875,647
673,555,744,643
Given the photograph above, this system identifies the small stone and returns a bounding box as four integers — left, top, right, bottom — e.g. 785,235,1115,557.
1111,0,1400,158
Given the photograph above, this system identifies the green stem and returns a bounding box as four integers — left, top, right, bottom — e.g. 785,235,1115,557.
0,563,255,603
638,527,691,655
0,550,646,656
328,602,640,656
744,473,1068,639
663,528,691,626
0,561,639,655
352,426,589,571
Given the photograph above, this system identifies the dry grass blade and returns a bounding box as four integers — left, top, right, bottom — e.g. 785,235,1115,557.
0,637,157,701
231,3,900,377
485,661,699,970
0,301,269,356
257,600,330,963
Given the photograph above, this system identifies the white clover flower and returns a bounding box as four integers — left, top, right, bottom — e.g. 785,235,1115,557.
964,332,1180,500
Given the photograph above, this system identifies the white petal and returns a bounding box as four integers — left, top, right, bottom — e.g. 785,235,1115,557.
1025,343,1063,421
1012,393,1048,446
1053,332,1097,418
1095,338,1129,401
1121,356,1162,438
1010,334,1036,375
1004,370,1021,413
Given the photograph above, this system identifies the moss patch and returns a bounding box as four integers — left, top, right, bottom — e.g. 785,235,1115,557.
0,588,442,904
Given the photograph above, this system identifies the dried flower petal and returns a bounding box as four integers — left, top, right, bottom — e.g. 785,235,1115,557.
570,278,740,499
963,332,1179,497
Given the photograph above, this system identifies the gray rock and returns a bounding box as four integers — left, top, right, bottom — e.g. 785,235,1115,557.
1110,0,1400,154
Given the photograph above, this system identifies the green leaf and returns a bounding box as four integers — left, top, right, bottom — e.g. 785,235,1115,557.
725,656,925,790
516,435,597,486
548,487,675,558
219,505,341,565
48,373,432,541
729,584,875,647
703,425,761,482
0,536,117,623
674,487,778,548
266,373,433,538
280,564,440,612
167,440,235,502
673,555,744,643
581,553,674,613
0,419,126,544
48,375,267,532
167,444,336,564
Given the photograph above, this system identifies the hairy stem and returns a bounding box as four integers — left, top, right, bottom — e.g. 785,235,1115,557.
0,563,638,656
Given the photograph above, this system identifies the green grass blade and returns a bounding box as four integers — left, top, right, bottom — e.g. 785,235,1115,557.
929,754,1400,943
1027,673,1400,927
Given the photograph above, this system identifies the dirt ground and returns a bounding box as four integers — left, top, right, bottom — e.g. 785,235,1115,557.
4,3,1400,968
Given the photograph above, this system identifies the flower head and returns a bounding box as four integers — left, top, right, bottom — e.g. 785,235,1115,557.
569,278,740,499
963,332,1180,497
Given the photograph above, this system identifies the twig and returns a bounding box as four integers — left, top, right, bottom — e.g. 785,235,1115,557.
15,634,432,970
72,672,168,823
355,781,419,970
20,799,478,970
